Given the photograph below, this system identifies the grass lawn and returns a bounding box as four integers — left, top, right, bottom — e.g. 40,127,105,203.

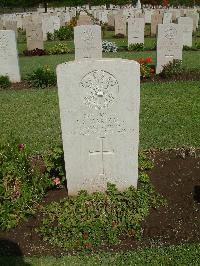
19,51,200,79
0,81,199,153
1,243,200,265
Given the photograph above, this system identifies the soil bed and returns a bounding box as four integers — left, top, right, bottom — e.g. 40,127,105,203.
0,149,200,256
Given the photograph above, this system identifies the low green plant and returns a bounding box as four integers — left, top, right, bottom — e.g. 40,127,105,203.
38,155,166,251
160,60,184,78
54,26,74,40
0,76,11,89
43,146,65,184
47,32,54,41
47,43,71,55
47,26,74,41
195,42,200,50
128,43,144,51
0,139,52,230
26,66,57,89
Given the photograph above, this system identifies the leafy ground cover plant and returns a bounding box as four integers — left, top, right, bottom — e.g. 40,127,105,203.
38,154,166,251
47,26,74,41
128,43,144,51
102,41,118,52
26,66,57,89
160,60,183,78
23,48,47,56
47,43,71,55
0,76,11,89
54,26,74,41
43,146,65,187
0,140,53,230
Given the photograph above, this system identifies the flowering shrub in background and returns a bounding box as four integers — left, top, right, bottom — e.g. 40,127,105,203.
47,43,71,55
136,57,154,78
102,41,118,52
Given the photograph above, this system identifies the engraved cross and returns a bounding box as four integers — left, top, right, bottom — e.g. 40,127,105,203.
89,137,114,176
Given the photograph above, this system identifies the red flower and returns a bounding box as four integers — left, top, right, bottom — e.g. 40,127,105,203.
145,57,152,63
18,144,25,151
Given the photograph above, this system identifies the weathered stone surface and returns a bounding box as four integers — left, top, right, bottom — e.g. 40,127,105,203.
0,30,21,82
74,25,102,60
128,18,145,46
151,13,163,36
163,12,172,24
156,23,183,74
77,15,93,26
57,59,140,195
115,13,126,36
26,22,44,50
178,17,193,47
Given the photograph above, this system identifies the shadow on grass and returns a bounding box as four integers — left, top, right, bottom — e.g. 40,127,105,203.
0,238,30,266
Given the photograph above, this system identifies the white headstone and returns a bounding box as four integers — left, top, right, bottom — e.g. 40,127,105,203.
128,18,145,46
151,13,163,36
178,17,193,47
42,15,54,41
26,22,44,50
5,20,18,37
57,58,140,195
144,10,154,23
156,24,183,74
0,30,21,82
74,25,102,60
52,16,60,31
136,0,142,9
115,13,126,36
163,12,172,24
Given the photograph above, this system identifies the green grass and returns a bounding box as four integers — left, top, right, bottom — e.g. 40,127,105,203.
19,51,200,79
0,81,199,153
17,27,200,79
1,243,200,265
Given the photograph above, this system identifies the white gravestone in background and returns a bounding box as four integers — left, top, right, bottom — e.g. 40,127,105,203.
115,13,126,36
57,59,140,195
156,24,183,74
178,17,193,47
0,30,21,82
26,22,44,50
42,15,54,41
74,25,102,60
163,13,172,24
128,18,145,46
52,16,60,31
151,13,163,36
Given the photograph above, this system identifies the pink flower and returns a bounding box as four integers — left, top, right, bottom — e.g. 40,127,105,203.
53,178,61,186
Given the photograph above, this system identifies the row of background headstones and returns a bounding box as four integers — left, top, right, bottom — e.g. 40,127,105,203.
0,7,198,48
0,7,199,82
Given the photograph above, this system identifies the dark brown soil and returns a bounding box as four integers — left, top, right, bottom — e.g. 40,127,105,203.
0,149,200,256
